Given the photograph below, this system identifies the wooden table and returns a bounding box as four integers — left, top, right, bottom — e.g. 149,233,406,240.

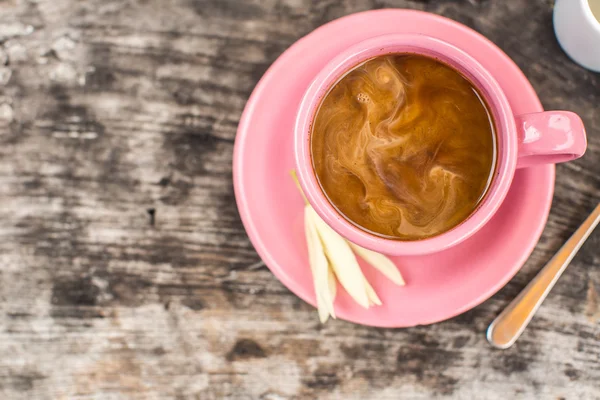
0,1,598,399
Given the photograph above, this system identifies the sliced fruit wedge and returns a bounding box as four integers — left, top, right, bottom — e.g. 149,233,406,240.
364,278,382,306
308,207,370,309
326,267,337,316
349,242,406,286
292,169,406,321
304,205,335,322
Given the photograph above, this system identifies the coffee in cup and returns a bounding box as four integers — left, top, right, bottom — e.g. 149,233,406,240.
311,54,496,240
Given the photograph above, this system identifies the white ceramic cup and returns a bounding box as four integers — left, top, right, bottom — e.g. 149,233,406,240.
554,0,600,72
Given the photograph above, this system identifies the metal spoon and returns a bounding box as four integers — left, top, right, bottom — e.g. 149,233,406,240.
487,203,600,349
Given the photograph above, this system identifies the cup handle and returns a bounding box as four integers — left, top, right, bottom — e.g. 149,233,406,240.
515,111,586,169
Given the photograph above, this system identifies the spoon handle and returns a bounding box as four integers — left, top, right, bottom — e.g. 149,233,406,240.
487,203,600,349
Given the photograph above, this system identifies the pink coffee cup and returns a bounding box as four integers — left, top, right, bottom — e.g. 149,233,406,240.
294,34,587,256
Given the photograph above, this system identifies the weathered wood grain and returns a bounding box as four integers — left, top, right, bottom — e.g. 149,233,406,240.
0,0,598,399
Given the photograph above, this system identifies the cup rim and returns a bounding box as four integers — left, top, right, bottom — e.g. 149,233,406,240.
294,33,517,255
581,0,600,33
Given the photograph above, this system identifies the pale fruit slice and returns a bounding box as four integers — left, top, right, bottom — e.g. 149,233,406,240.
324,267,337,318
349,242,405,286
364,278,382,306
304,205,333,322
327,268,337,297
308,207,370,309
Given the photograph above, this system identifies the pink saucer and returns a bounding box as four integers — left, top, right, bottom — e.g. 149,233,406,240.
233,9,554,327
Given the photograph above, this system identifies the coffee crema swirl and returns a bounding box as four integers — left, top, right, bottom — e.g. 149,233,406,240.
311,54,496,240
